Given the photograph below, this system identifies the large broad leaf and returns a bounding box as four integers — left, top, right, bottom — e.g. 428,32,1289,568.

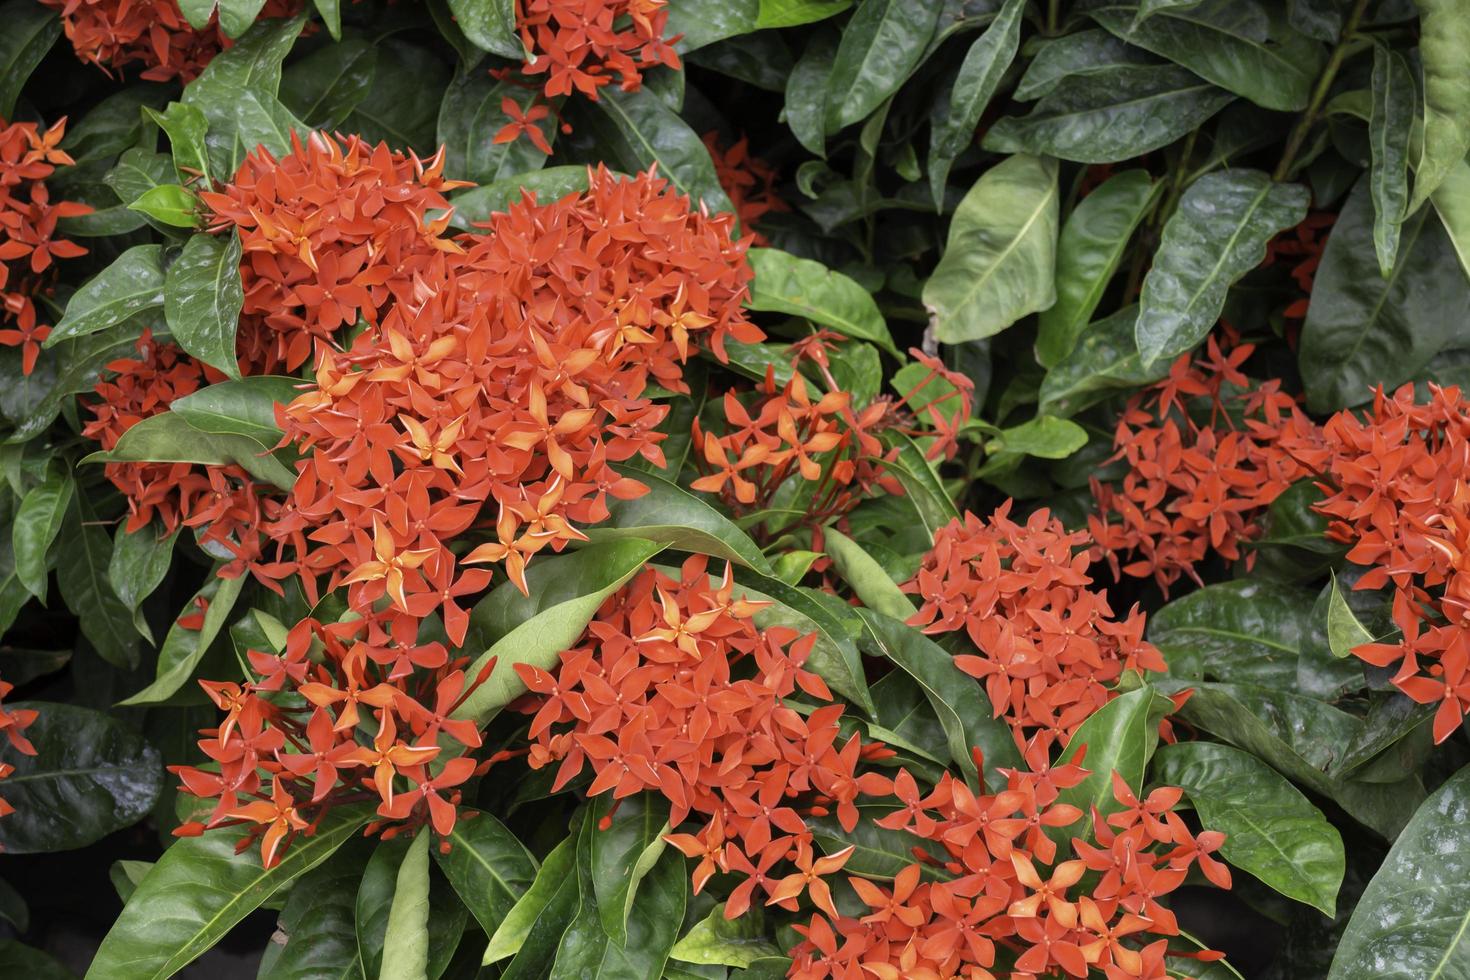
170,376,300,448
342,41,450,154
1328,762,1470,979
584,87,733,217
881,432,960,542
87,804,372,979
119,571,246,706
438,70,552,185
1408,0,1470,212
822,527,915,622
758,0,851,28
746,248,897,355
13,468,73,601
589,793,670,947
279,36,377,130
45,245,166,346
809,805,951,880
1088,0,1323,112
855,609,1019,784
435,810,538,938
589,464,774,575
983,65,1234,164
146,102,212,186
1014,28,1159,101
927,0,1026,206
784,29,837,156
0,702,162,853
57,497,138,670
1368,45,1414,276
1038,305,1170,417
1136,169,1308,365
356,836,466,980
181,15,306,179
379,834,432,980
448,166,596,229
82,410,298,491
1053,685,1174,841
922,154,1058,343
1148,579,1316,687
0,1,59,119
1431,153,1470,285
257,838,371,980
670,903,783,969
485,834,577,964
1154,741,1345,916
1299,175,1470,412
823,0,943,133
165,231,246,379
446,0,520,59
0,941,72,980
456,539,665,723
665,0,759,52
1037,170,1160,367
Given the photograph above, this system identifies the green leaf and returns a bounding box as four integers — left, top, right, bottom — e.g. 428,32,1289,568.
1136,169,1309,365
882,432,960,543
128,183,201,229
0,702,162,853
822,526,915,621
438,70,552,185
119,571,246,706
1327,572,1377,659
1408,0,1470,213
808,805,949,880
46,245,166,346
1014,28,1159,101
1149,579,1316,687
1038,305,1170,417
110,517,174,636
380,833,432,980
446,0,521,60
855,608,1019,785
757,0,850,28
984,65,1235,164
664,0,759,52
484,834,576,964
144,101,213,185
313,0,341,38
671,904,783,968
500,865,580,978
181,15,306,179
83,410,298,491
1299,174,1469,412
1089,0,1324,112
57,497,137,670
0,941,72,980
927,0,1026,207
1368,45,1414,276
590,793,670,947
988,415,1088,459
589,464,774,575
178,0,217,28
1037,170,1160,366
258,839,369,980
823,0,942,133
0,1,60,120
89,805,369,980
448,166,597,230
170,375,300,448
1053,684,1174,840
456,539,665,724
1431,153,1470,285
434,810,538,939
13,469,73,601
1154,741,1345,915
1328,762,1470,979
784,29,837,156
280,38,378,131
111,860,153,903
923,154,1059,343
745,248,896,354
165,231,245,377
342,41,450,154
586,87,734,216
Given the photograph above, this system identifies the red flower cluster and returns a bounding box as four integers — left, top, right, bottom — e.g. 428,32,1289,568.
0,675,37,822
1316,384,1470,742
791,763,1228,980
704,132,789,246
518,556,892,907
692,340,971,535
1262,211,1336,326
171,610,497,864
39,0,301,82
514,0,681,101
1088,334,1326,593
905,504,1167,755
0,117,89,374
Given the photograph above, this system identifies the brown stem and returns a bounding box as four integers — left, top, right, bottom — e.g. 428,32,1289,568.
1273,0,1373,182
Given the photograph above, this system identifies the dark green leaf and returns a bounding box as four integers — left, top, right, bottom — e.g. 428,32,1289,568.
784,29,837,156
0,702,162,853
664,0,759,52
1368,45,1413,275
1014,28,1159,101
1136,169,1309,365
809,805,950,880
438,70,552,185
824,0,943,133
746,248,896,354
165,231,245,377
46,245,166,346
1407,0,1470,212
447,0,521,60
258,838,370,980
170,375,300,448
590,793,669,946
13,469,74,600
1038,305,1170,416
923,154,1059,343
343,41,450,153
57,497,137,670
1299,175,1470,412
822,526,915,621
1149,579,1316,687
0,941,73,980
119,571,246,705
0,647,70,687
1053,684,1174,840
485,834,576,965
280,38,378,131
83,410,297,491
757,0,851,28
586,87,734,216
881,432,959,543
984,64,1235,164
1037,170,1160,366
1155,741,1345,915
0,1,60,119
436,810,538,938
448,166,596,229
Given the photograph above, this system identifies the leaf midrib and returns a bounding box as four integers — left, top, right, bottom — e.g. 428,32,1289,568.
934,167,1057,323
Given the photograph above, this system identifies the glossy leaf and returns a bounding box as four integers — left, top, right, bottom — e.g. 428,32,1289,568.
1155,741,1345,915
988,416,1088,460
1053,685,1174,840
1038,305,1170,417
822,526,915,621
280,38,378,131
448,166,596,229
1368,45,1414,276
664,0,759,52
0,701,162,853
1299,175,1469,412
46,245,166,346
984,65,1234,164
447,0,520,59
83,410,298,491
1328,762,1470,979
435,809,538,939
119,571,246,706
670,903,783,968
1327,572,1377,659
1148,579,1316,687
1408,0,1470,212
438,71,551,186
342,42,450,154
356,836,466,980
590,793,670,947
456,539,666,723
823,0,943,133
1136,169,1309,365
13,468,73,600
0,1,59,120
258,839,370,980
809,805,949,880
145,102,212,185
484,834,576,964
127,183,202,228
170,375,299,448
784,29,837,156
1037,169,1160,366
165,230,246,378
1014,28,1159,101
882,432,960,542
923,154,1059,343
587,87,733,216
757,0,851,28
380,833,432,980
57,497,137,670
746,248,896,354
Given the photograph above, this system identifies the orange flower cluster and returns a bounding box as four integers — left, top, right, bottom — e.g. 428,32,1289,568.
39,0,301,82
1316,384,1470,743
1262,211,1335,325
0,675,37,821
791,762,1228,980
704,132,789,246
692,340,971,534
171,610,496,864
0,117,89,374
905,504,1167,756
514,0,681,101
518,557,893,909
1088,334,1326,593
